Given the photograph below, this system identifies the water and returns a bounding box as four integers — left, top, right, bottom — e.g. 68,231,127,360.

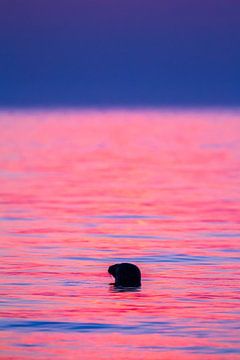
0,109,239,359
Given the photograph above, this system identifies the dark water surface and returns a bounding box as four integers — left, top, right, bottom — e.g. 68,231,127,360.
0,109,240,359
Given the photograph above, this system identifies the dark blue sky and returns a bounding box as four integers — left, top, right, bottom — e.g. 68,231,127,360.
0,0,239,107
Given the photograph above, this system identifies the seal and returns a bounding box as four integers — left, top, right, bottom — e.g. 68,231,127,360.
108,263,141,287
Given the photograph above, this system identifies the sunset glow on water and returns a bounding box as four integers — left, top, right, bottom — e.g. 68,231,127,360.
0,110,240,359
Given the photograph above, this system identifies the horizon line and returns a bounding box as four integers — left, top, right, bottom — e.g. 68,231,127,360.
1,105,240,114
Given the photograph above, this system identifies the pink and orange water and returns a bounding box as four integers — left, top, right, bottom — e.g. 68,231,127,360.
0,109,239,359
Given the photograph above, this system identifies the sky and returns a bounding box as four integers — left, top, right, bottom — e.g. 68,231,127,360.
0,0,240,107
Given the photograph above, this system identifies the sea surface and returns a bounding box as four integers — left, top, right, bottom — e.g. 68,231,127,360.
0,109,239,360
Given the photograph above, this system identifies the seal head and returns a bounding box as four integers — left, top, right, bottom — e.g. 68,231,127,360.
108,263,141,287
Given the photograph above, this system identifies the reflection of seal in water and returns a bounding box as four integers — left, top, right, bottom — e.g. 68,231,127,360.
108,263,141,287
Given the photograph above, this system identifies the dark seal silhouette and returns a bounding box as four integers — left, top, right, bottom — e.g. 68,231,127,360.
108,263,141,287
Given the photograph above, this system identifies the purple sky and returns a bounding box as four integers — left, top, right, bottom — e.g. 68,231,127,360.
0,0,240,107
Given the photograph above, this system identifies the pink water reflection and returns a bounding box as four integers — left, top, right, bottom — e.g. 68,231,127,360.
0,109,239,359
